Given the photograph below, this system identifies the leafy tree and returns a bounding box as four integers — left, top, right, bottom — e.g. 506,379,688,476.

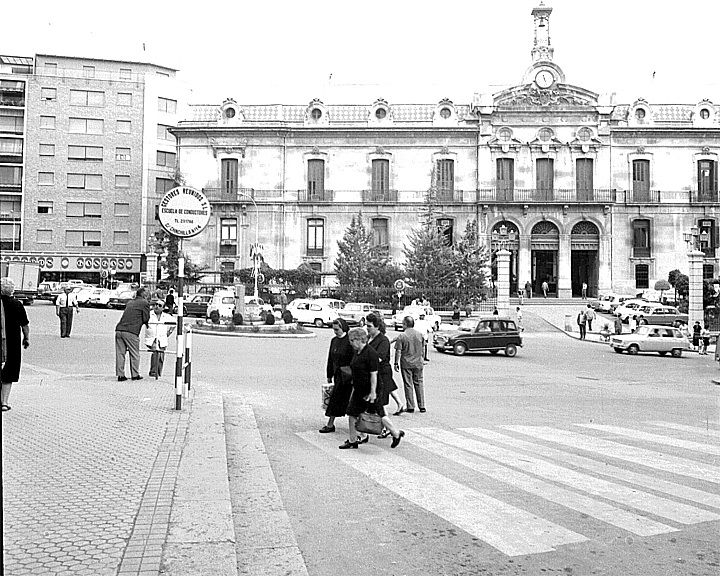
335,212,373,286
668,269,689,303
653,279,671,301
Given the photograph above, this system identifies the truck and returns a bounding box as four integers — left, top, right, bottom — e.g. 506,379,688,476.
1,261,40,304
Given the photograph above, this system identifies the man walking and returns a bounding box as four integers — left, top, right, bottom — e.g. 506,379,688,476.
394,316,426,413
115,287,150,381
576,308,587,340
55,286,79,338
585,303,596,331
541,280,549,298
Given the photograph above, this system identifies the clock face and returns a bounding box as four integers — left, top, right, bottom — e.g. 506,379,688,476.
535,70,555,89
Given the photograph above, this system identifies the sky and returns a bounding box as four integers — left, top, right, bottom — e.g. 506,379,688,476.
5,0,719,106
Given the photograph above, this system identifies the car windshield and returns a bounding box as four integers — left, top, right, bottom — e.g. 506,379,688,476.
634,326,652,336
458,319,477,331
345,304,362,311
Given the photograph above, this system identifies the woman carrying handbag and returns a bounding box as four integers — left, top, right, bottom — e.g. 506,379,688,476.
320,318,354,433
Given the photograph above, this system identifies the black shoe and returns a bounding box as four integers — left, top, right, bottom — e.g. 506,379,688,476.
391,431,405,449
319,425,335,433
393,407,405,416
339,440,359,450
357,435,369,444
118,376,128,382
405,408,415,413
131,376,143,381
419,408,427,413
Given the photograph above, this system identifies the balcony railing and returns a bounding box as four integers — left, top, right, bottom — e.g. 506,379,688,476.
202,187,256,202
298,189,334,202
435,189,465,203
362,189,398,203
476,188,615,203
0,97,25,107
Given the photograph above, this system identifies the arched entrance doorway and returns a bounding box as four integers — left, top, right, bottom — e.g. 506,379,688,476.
489,221,519,296
570,221,600,297
531,221,559,296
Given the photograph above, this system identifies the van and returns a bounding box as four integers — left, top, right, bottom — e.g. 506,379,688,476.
206,289,237,318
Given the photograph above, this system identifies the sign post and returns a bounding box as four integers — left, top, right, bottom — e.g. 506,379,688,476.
157,186,210,410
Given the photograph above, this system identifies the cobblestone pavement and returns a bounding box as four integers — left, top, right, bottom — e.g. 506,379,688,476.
2,370,187,576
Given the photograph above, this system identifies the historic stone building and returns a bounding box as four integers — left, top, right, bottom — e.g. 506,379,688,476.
172,3,719,298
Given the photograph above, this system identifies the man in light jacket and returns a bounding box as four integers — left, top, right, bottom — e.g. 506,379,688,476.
55,286,79,338
145,299,176,377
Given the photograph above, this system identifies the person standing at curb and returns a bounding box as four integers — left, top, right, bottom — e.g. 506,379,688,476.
1,278,30,412
614,315,623,335
585,304,596,332
55,286,79,338
394,316,426,413
145,299,176,377
115,287,150,382
576,308,587,340
581,282,588,300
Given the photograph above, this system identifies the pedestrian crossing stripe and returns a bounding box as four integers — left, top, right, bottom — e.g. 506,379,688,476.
297,422,720,558
645,421,720,440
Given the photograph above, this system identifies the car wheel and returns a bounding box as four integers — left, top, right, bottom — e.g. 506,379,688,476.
504,344,517,357
489,350,499,355
314,318,324,328
106,303,112,309
671,348,682,358
627,344,639,355
453,342,467,356
638,318,648,325
658,351,667,356
613,347,623,354
434,347,444,353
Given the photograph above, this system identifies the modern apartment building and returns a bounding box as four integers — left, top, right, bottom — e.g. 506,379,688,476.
0,53,188,283
172,4,719,297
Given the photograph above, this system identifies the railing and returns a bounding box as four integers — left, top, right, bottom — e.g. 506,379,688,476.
476,188,615,203
202,187,255,202
0,98,25,107
298,189,334,202
362,189,398,203
435,189,465,203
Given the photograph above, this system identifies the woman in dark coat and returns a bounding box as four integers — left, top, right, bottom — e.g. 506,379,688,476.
320,318,354,433
1,277,31,411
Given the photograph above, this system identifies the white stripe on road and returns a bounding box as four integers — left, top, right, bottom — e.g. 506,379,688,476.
453,428,716,525
296,432,587,557
645,421,720,440
462,426,720,512
575,424,720,456
502,426,720,485
409,430,677,536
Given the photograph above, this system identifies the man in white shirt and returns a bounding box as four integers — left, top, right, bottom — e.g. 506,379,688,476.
55,287,79,338
145,300,176,377
414,313,433,362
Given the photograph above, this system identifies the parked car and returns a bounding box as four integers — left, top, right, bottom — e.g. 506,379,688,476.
338,302,375,326
38,281,63,302
634,304,688,326
603,294,635,314
88,287,112,308
313,298,346,311
206,290,237,318
286,298,339,327
615,299,653,322
108,290,136,309
610,325,690,356
591,293,616,312
183,293,213,317
433,316,523,357
73,285,96,307
245,295,273,314
392,305,442,331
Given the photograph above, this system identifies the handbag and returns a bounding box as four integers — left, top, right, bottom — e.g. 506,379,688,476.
321,383,334,411
356,409,383,435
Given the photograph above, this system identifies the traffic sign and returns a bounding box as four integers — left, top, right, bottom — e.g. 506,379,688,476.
394,279,406,292
158,187,210,238
100,270,109,279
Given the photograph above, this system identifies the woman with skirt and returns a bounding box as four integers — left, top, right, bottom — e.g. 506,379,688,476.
320,318,354,433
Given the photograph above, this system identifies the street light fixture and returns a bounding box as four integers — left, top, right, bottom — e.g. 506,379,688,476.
683,225,709,251
491,224,517,250
237,191,261,298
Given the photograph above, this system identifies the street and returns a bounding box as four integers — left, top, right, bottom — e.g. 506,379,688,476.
3,302,720,575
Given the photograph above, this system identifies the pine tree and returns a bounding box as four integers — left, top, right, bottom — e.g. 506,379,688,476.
334,212,373,286
454,219,490,297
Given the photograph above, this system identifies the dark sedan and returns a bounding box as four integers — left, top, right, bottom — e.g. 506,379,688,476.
183,293,212,317
433,316,523,357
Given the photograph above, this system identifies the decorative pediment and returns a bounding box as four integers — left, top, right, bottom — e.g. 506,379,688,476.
494,85,597,107
210,137,248,158
488,127,523,152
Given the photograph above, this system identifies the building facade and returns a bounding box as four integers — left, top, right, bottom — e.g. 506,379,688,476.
172,4,719,298
0,53,189,283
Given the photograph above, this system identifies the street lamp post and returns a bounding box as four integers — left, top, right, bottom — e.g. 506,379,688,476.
238,192,261,298
683,225,708,329
491,225,517,316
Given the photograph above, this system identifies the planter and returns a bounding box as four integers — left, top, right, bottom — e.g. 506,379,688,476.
192,319,316,338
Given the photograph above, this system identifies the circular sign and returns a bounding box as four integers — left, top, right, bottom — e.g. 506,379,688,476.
257,273,265,285
158,186,211,238
394,279,406,292
100,270,109,279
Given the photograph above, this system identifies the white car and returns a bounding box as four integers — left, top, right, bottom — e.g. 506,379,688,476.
615,298,655,322
313,298,346,311
245,295,273,314
88,287,112,308
286,298,339,328
338,302,375,326
392,305,442,331
206,290,237,318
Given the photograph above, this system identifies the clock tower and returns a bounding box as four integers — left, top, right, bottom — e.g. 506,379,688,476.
521,2,566,87
531,2,554,63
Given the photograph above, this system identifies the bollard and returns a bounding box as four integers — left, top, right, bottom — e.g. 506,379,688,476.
184,326,192,392
174,255,185,410
564,313,573,332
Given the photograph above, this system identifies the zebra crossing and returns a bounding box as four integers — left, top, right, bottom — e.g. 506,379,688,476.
297,421,720,557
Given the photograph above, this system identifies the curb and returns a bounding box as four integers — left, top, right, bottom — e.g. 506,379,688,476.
192,327,317,339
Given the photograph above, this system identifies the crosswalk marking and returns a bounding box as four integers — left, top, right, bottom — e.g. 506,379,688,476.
451,428,716,525
459,426,720,511
297,432,587,557
575,424,720,456
502,426,720,484
409,431,678,536
645,421,720,440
